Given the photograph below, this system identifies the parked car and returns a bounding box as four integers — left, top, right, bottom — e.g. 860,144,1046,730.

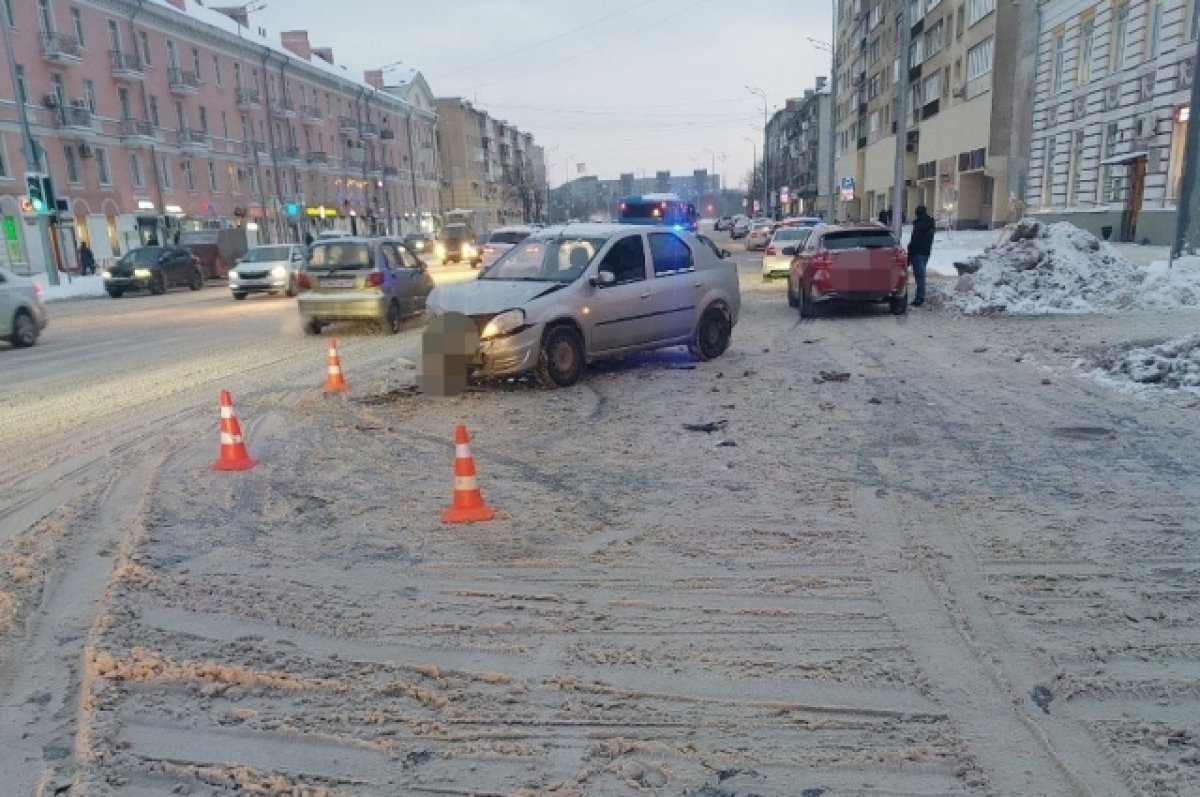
297,236,435,335
0,266,48,348
761,226,814,280
178,227,248,280
435,223,481,266
228,243,306,299
316,229,352,240
102,246,204,297
745,219,775,250
729,216,752,239
480,225,536,270
776,216,824,230
714,216,732,231
787,224,908,316
425,223,740,387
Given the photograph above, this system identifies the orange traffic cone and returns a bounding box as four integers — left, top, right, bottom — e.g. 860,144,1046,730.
324,337,349,393
212,390,256,471
442,425,496,523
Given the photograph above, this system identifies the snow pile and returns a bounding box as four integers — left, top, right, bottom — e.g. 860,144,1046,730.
34,273,106,301
1095,334,1200,394
940,221,1200,314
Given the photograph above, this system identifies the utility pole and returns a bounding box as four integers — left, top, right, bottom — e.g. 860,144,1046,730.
1,10,60,284
827,7,839,220
892,0,911,240
1172,32,1200,263
748,87,770,218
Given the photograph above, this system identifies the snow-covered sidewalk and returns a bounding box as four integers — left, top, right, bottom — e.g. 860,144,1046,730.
32,273,107,301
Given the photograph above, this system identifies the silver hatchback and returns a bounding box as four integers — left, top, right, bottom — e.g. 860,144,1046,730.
229,243,306,299
425,224,741,387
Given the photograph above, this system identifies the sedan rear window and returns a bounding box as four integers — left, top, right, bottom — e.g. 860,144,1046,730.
770,228,812,242
488,231,529,245
309,242,372,269
822,231,896,250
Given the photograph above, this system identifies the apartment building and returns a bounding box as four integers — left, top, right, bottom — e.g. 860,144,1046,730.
832,0,1030,228
434,98,547,228
764,78,833,217
0,0,435,275
1028,0,1197,244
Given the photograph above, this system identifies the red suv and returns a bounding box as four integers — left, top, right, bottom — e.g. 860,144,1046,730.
786,225,909,316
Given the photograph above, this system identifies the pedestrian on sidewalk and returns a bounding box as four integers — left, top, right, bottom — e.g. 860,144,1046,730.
907,205,935,307
78,241,96,275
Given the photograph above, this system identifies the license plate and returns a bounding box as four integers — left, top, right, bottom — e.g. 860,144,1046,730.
319,278,355,289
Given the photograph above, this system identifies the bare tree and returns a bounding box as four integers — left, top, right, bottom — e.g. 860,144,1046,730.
501,158,536,222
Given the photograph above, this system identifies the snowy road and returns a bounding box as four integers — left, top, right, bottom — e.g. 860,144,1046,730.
1,244,1199,795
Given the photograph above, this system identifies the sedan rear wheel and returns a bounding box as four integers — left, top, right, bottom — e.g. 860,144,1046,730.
786,276,799,307
11,309,38,348
232,292,248,301
689,305,732,361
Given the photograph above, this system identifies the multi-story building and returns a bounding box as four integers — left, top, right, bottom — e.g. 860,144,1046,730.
434,98,546,228
0,0,435,275
378,69,440,235
832,0,1029,228
766,79,834,217
1027,0,1196,244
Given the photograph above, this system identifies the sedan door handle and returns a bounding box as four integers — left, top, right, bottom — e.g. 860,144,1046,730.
693,282,703,288
640,292,651,299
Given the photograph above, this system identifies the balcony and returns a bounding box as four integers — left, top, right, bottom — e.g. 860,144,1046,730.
109,50,145,80
168,67,201,95
120,118,156,146
360,123,379,140
41,32,82,64
306,151,328,166
56,104,95,133
178,128,210,153
242,140,268,157
347,147,366,167
271,99,296,119
236,88,261,109
279,145,302,163
383,166,399,178
339,116,359,135
301,105,323,125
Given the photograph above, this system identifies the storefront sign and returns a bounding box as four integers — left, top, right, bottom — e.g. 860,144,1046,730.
840,176,855,201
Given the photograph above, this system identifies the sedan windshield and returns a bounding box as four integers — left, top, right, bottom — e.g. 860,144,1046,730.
242,246,294,262
481,236,607,283
121,248,165,266
771,228,812,243
309,242,372,269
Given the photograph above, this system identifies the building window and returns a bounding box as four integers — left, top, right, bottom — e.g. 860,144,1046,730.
199,106,208,133
159,154,172,189
148,94,160,127
130,152,143,187
64,144,79,183
37,0,51,33
1078,15,1095,83
107,18,119,52
1111,2,1129,71
192,47,201,79
70,7,84,44
83,79,96,113
1041,136,1056,206
1100,122,1120,202
0,135,8,178
924,21,944,58
1147,2,1162,58
869,108,881,134
967,0,994,27
181,159,195,191
967,35,995,81
213,55,222,87
95,147,110,185
956,4,965,37
221,110,229,140
14,64,27,105
2,0,14,28
227,164,240,194
1192,0,1200,40
138,30,150,64
207,161,218,192
1168,107,1189,198
922,70,942,104
1068,130,1084,204
1051,32,1066,91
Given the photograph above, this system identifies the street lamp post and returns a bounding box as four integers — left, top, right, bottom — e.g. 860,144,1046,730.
742,135,758,213
746,86,770,218
563,153,576,223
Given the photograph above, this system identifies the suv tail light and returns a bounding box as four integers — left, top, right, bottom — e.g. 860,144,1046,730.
893,248,908,269
364,271,384,289
765,246,776,256
296,271,310,290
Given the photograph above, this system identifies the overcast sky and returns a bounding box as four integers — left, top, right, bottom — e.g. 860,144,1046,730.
250,0,833,190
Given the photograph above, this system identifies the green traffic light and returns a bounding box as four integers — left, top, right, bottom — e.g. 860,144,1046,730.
31,198,46,213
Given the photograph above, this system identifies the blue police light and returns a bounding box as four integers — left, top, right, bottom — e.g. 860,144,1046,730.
672,224,684,231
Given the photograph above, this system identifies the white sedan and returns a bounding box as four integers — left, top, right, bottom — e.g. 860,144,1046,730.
0,266,48,348
761,227,814,280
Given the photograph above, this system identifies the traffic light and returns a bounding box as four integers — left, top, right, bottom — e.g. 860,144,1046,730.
24,173,55,215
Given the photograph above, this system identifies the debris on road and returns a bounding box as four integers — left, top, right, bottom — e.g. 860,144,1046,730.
683,420,728,433
814,371,851,383
1086,334,1200,394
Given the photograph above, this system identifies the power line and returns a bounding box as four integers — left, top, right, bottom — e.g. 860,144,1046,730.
434,0,661,80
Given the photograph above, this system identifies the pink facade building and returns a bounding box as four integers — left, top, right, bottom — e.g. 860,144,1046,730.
0,0,440,274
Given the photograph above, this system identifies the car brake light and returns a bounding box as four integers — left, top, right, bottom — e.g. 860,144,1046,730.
365,271,384,289
483,246,495,254
296,272,310,290
765,246,776,256
893,248,908,268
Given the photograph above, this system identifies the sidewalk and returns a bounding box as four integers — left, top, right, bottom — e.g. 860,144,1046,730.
33,273,107,302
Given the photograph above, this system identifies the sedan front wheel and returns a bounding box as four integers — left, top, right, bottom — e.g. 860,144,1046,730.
536,325,584,388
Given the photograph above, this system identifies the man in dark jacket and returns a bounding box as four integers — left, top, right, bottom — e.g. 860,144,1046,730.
906,205,935,307
78,241,96,275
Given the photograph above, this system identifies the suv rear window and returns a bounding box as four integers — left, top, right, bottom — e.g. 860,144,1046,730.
822,230,896,250
488,231,529,245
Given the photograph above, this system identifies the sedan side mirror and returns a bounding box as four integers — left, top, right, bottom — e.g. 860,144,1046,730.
781,246,797,256
720,249,732,259
590,270,616,287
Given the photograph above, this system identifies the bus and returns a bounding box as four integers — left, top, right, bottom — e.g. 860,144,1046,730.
618,193,699,233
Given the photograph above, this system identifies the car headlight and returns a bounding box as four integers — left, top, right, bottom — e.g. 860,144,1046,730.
480,308,525,340
101,269,111,280
414,240,425,250
271,265,288,278
134,268,153,278
463,244,477,257
434,243,446,257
